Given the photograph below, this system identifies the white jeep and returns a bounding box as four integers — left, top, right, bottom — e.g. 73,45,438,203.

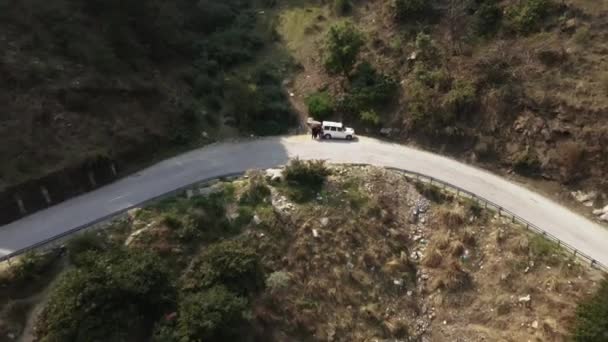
321,121,355,140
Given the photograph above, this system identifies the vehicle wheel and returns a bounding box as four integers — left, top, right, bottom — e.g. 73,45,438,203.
324,134,332,140
346,135,353,140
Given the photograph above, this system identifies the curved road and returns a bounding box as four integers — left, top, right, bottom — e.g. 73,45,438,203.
2,135,608,265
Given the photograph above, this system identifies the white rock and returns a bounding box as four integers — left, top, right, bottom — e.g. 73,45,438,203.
532,320,539,329
407,291,413,296
394,279,404,286
312,229,319,238
253,215,262,225
601,213,608,222
265,168,283,181
320,217,329,227
518,294,531,303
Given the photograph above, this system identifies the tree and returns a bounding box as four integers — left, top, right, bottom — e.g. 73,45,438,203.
306,91,335,121
324,22,364,76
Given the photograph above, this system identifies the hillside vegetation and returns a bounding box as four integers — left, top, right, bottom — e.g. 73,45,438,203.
0,165,605,341
0,0,297,190
284,0,608,192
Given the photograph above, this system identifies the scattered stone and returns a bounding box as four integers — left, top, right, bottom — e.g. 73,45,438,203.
571,190,597,204
524,266,530,273
519,294,531,303
443,320,447,325
532,320,539,329
407,290,413,296
253,215,262,225
265,168,283,181
320,217,329,227
393,279,404,286
312,229,319,238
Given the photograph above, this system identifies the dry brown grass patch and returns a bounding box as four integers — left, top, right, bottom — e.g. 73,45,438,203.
437,206,466,229
422,250,443,268
509,235,530,254
431,262,472,292
462,228,476,246
449,241,465,258
433,234,451,250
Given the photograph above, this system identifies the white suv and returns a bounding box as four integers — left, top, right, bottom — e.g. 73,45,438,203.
322,121,355,140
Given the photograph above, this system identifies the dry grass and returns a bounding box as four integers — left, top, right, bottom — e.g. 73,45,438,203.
449,241,465,258
431,262,471,292
436,206,466,229
422,250,443,268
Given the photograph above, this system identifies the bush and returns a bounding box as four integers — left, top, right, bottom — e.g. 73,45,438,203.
181,240,263,296
306,91,335,121
473,1,503,36
394,0,432,22
360,109,381,125
506,0,553,34
175,286,248,341
572,277,608,341
443,79,476,119
266,271,292,291
333,0,352,16
324,22,364,76
241,171,271,206
415,32,441,65
347,62,398,109
284,159,331,189
407,80,444,132
35,249,172,342
283,159,331,201
66,232,107,265
513,148,541,176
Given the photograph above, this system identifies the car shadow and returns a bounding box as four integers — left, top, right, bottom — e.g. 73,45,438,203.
315,137,359,144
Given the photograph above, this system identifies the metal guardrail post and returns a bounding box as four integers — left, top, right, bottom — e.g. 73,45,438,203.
574,250,578,257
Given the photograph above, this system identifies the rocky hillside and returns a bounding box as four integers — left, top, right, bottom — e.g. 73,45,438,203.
0,164,604,341
281,0,608,195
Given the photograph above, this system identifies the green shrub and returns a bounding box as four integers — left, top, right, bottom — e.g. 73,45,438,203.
241,171,271,206
360,109,381,125
473,1,503,36
181,240,263,296
333,0,352,16
348,62,398,108
3,251,60,287
175,286,248,341
324,22,364,76
407,80,444,131
412,63,451,90
572,277,608,341
66,232,107,265
415,32,441,65
266,271,291,291
513,149,541,176
35,249,172,342
443,79,477,118
506,0,553,34
394,0,432,22
306,91,335,121
283,159,331,201
284,159,331,189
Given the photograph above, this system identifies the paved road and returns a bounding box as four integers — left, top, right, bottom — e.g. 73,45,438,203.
2,135,608,265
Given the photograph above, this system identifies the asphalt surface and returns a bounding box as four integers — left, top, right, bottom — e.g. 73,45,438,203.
2,135,608,265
